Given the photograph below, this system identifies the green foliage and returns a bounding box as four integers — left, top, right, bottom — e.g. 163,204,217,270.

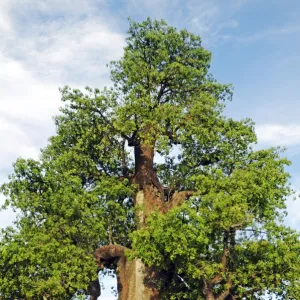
0,17,299,299
0,226,96,299
131,149,300,299
0,149,134,298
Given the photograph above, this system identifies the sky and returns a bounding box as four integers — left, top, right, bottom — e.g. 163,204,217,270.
0,0,300,299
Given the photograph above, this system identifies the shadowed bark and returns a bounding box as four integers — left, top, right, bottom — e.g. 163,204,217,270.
94,244,158,300
87,278,101,300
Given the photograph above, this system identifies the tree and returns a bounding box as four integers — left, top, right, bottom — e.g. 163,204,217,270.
1,18,300,300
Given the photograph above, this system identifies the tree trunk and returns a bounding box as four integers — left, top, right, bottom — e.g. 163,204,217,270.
116,185,160,300
95,142,164,299
117,143,162,299
117,255,158,300
95,235,159,300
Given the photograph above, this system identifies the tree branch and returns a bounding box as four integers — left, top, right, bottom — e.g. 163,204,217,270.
69,102,131,141
211,231,229,285
94,244,128,264
166,191,194,210
94,107,130,141
156,82,167,103
239,287,261,298
216,278,232,300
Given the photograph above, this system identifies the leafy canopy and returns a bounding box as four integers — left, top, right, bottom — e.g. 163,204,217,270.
1,18,300,299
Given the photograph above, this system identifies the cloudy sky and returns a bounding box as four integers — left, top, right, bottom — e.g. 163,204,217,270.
0,0,300,298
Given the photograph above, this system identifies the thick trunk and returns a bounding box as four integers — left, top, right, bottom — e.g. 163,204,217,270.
95,243,158,300
133,144,165,216
116,143,162,299
117,255,158,300
115,188,159,300
92,140,195,299
95,143,165,299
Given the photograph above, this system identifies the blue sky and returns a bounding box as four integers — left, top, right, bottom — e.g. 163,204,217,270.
0,1,300,299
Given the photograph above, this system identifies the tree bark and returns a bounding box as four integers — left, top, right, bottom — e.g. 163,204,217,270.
93,140,164,300
117,255,158,300
116,142,162,299
95,244,158,300
120,185,160,299
88,278,101,300
133,143,165,219
95,140,189,299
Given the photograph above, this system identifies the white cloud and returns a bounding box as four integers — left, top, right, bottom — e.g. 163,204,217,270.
0,207,16,229
1,2,125,85
26,0,102,15
0,1,12,33
0,54,60,180
0,1,125,177
0,117,40,164
25,18,124,83
256,124,300,147
0,54,60,120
